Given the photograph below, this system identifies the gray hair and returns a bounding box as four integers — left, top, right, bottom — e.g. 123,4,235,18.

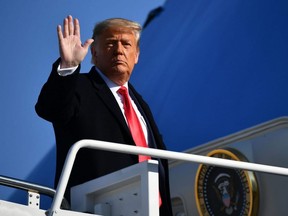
91,18,142,48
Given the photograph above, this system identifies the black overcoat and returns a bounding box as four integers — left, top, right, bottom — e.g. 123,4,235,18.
35,59,172,215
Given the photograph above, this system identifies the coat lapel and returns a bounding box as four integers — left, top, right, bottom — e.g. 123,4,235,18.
87,67,131,136
129,84,157,149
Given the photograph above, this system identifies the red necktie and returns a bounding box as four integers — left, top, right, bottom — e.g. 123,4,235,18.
117,86,151,162
117,86,162,207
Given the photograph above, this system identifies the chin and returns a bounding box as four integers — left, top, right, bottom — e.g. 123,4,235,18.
111,66,129,74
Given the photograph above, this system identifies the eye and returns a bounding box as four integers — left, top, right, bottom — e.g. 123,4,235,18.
106,42,114,47
123,41,132,48
105,39,116,47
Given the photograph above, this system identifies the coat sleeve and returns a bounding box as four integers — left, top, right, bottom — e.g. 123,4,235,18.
35,58,81,125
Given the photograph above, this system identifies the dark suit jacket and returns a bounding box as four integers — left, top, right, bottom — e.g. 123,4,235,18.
35,59,172,215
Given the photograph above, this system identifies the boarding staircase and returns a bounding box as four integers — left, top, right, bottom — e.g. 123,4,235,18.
1,117,288,215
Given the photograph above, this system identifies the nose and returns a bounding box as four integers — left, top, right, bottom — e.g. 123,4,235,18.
114,42,124,55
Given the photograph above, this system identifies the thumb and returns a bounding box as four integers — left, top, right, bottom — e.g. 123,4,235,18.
82,39,94,50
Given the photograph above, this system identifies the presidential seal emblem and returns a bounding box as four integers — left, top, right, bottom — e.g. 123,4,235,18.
195,148,258,216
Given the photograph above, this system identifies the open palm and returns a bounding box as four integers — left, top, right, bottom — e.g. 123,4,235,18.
57,15,94,68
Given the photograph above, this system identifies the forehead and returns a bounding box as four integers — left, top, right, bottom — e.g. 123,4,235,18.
100,27,136,40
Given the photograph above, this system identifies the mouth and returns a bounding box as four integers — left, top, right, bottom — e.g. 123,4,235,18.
112,59,126,66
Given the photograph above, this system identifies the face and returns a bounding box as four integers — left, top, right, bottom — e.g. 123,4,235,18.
91,27,140,85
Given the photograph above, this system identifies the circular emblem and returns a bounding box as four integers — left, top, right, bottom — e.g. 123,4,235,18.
195,148,258,216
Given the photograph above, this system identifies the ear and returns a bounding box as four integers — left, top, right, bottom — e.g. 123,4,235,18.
135,49,140,64
91,46,97,64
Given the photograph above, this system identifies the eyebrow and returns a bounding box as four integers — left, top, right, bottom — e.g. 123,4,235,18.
105,37,133,43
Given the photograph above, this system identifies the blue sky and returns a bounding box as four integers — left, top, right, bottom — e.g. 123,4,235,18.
0,0,165,203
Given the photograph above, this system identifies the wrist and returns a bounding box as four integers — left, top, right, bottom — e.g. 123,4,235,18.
59,60,79,69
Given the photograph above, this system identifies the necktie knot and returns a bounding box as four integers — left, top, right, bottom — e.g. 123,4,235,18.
117,86,128,97
118,86,132,114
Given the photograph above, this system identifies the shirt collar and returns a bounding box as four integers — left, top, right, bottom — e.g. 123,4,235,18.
95,67,128,91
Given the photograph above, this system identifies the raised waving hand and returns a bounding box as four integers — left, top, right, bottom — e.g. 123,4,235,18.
57,15,94,68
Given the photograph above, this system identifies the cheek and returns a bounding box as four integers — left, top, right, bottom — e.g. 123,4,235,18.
95,51,109,63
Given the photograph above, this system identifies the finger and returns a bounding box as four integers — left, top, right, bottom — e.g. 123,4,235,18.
82,39,94,50
68,15,74,36
57,25,63,41
63,17,69,38
74,18,80,37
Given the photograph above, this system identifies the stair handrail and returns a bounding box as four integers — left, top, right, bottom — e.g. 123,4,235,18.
48,139,288,216
0,174,70,209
